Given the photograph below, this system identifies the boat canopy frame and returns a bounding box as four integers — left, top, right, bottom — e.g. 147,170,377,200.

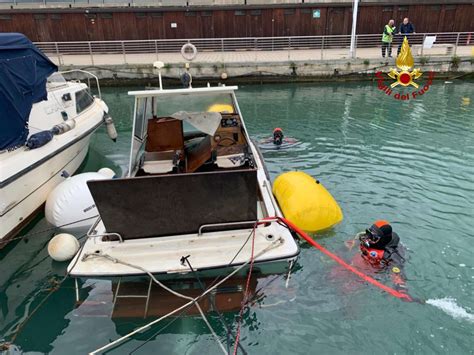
126,85,247,177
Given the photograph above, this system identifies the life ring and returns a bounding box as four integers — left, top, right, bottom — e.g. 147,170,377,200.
181,43,197,61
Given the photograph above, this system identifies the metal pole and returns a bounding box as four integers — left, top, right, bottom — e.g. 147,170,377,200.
349,0,359,59
288,37,291,61
272,18,275,51
220,38,224,66
158,70,163,90
75,278,80,303
55,42,62,66
88,42,94,66
121,41,126,64
454,32,460,56
354,34,358,58
321,36,324,60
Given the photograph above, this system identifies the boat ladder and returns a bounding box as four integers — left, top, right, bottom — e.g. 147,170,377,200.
113,277,153,318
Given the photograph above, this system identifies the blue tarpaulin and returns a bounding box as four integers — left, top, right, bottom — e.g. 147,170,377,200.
0,33,57,150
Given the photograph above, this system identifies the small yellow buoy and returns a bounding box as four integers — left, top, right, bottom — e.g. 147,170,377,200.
207,103,234,113
461,97,470,106
273,171,343,233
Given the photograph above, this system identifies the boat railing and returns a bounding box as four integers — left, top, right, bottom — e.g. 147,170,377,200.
86,217,124,243
58,69,102,99
198,221,257,236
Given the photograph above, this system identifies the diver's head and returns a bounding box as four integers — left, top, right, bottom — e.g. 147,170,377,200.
273,128,284,145
362,220,393,250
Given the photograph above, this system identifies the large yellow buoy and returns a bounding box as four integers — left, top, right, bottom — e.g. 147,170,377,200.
207,103,234,113
272,171,343,233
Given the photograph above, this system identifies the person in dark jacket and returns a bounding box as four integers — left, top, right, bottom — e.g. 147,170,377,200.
397,18,416,55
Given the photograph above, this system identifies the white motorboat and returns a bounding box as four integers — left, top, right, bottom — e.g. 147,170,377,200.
0,33,116,245
68,85,300,281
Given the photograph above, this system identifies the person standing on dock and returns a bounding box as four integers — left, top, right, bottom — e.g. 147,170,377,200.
397,18,416,55
381,19,396,58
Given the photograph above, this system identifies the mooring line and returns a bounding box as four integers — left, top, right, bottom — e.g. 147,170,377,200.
88,238,283,355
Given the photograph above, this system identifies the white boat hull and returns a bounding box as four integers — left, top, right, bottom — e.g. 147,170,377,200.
68,85,300,283
69,221,299,279
0,131,96,243
0,79,108,244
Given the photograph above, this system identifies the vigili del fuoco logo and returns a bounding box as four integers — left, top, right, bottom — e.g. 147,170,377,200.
376,37,435,100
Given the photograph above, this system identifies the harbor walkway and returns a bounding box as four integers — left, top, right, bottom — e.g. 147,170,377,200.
49,45,473,67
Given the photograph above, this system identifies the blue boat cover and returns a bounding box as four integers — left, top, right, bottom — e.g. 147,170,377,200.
0,33,57,150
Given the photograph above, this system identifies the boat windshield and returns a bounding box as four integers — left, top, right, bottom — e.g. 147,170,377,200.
46,72,67,89
155,92,235,117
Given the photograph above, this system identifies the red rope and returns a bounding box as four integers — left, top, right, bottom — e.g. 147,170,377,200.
232,224,257,355
262,217,413,302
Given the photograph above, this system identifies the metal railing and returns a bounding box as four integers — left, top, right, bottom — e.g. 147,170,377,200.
34,32,473,66
0,0,242,6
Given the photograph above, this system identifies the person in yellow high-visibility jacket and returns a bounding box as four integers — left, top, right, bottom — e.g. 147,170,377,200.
381,19,396,58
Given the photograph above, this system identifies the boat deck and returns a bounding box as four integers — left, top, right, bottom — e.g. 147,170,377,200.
68,220,298,278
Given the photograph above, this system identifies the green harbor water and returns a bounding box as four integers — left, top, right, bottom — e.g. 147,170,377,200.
1,81,473,354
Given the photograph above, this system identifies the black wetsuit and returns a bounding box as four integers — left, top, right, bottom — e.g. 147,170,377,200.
380,233,405,266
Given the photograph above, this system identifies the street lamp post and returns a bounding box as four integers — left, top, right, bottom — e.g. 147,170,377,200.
349,0,359,59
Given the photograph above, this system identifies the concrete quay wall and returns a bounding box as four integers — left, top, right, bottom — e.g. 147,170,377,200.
61,56,473,86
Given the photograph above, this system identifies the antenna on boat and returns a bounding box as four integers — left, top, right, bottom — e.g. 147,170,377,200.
153,61,165,90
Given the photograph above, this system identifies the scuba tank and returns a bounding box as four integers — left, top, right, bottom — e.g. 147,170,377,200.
103,113,117,142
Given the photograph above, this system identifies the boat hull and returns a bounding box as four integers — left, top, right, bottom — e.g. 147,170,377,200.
0,132,96,245
74,255,297,282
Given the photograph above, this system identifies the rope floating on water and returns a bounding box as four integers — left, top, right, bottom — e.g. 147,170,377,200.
232,224,257,355
263,216,414,302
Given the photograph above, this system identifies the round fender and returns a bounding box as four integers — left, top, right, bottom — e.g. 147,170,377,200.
181,43,197,61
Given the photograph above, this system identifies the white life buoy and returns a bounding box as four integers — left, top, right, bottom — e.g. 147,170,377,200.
181,43,197,61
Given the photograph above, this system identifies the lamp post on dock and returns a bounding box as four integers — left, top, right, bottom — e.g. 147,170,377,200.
349,0,359,59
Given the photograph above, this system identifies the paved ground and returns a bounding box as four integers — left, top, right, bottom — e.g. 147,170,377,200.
50,45,473,67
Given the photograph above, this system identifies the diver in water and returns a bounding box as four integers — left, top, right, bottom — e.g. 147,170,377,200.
260,128,298,148
273,127,284,145
359,220,404,266
357,220,407,290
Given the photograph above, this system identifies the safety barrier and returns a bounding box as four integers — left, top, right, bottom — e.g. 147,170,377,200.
34,32,473,66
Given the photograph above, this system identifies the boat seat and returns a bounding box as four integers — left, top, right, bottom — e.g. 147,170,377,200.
145,117,184,153
186,136,212,173
215,145,246,168
142,151,183,174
